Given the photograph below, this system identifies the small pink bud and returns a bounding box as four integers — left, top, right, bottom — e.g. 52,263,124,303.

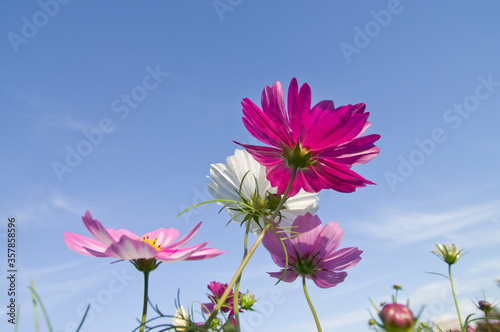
380,303,415,332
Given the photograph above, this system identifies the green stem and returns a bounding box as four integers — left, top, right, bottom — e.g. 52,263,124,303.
485,312,492,332
302,276,322,332
32,280,39,332
139,271,150,332
204,167,298,328
204,222,272,327
233,222,251,331
448,264,464,331
29,281,53,332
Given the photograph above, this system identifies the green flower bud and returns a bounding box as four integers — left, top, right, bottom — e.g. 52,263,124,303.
240,291,257,310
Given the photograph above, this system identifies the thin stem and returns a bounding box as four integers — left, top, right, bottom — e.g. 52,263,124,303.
448,264,464,331
29,281,54,332
269,167,297,223
139,271,150,332
204,167,298,328
233,221,251,331
485,312,492,332
302,276,322,332
204,222,272,327
32,280,39,332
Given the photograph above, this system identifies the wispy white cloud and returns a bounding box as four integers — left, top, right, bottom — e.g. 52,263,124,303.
355,200,500,247
465,257,500,276
13,187,88,227
8,89,45,108
8,88,94,133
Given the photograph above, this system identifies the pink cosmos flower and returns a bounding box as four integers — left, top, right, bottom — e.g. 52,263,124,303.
63,211,224,264
262,213,362,288
236,78,380,197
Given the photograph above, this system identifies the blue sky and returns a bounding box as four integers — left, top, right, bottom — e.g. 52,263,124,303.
1,1,500,331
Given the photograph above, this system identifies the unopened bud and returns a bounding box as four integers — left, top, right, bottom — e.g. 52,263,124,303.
478,300,492,313
393,284,402,290
379,303,415,332
240,291,257,310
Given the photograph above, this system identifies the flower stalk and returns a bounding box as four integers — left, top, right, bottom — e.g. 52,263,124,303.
139,270,150,332
203,222,272,328
233,221,251,331
302,276,322,332
204,168,297,328
449,264,464,332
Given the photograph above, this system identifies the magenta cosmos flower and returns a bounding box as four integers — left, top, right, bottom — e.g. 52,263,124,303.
236,78,380,197
201,281,240,316
262,213,362,288
63,211,224,266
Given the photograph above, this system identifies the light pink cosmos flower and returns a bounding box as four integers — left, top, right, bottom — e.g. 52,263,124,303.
236,78,380,197
63,211,224,264
262,213,362,288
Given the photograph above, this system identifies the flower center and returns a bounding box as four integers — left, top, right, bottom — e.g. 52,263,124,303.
292,251,320,276
250,195,266,211
281,142,317,169
138,234,162,250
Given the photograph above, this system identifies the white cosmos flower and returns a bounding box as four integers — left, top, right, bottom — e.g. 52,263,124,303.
171,306,189,331
207,149,319,234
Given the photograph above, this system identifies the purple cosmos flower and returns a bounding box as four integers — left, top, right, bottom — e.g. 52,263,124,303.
63,211,224,265
236,78,380,197
262,213,362,288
